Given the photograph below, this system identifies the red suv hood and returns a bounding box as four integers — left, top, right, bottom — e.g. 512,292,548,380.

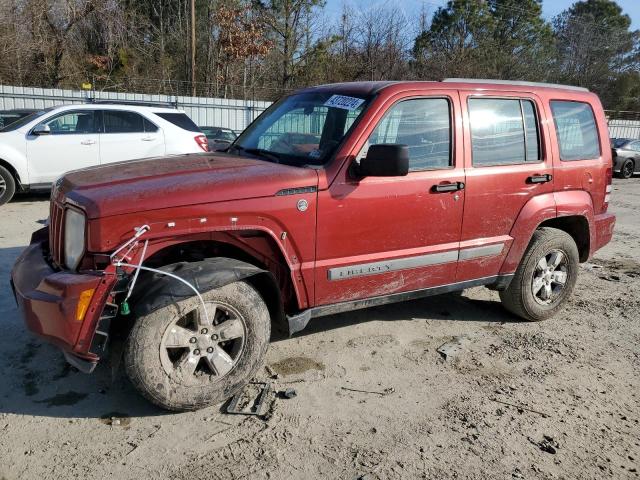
58,153,319,219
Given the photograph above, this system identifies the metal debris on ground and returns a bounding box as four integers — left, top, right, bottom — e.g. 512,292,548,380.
437,335,470,360
265,364,279,379
226,382,272,417
341,386,395,396
490,397,549,418
281,388,297,399
529,435,560,454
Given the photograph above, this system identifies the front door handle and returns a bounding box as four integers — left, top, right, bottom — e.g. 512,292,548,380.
141,136,156,141
433,182,465,192
80,139,96,145
527,174,552,184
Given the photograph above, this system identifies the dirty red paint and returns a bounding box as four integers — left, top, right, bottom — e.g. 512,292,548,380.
11,80,616,367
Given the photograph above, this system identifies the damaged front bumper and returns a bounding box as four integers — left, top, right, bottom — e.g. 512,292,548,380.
10,227,116,372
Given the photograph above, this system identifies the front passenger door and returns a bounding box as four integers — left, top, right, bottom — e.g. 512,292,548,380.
315,93,465,306
26,110,100,184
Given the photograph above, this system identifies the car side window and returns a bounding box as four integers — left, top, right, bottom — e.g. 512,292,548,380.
469,98,541,166
103,110,151,134
44,111,96,135
550,101,600,161
630,141,640,153
359,98,451,171
143,117,159,133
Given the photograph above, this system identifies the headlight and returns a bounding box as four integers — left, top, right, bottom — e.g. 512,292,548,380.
64,208,86,270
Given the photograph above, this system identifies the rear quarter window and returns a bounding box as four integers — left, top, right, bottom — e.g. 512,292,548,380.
154,112,200,132
550,101,601,161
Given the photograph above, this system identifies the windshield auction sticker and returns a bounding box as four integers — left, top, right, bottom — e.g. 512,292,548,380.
324,95,365,111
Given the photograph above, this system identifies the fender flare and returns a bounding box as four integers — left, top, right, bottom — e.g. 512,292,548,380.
500,192,557,275
131,257,279,319
500,190,595,275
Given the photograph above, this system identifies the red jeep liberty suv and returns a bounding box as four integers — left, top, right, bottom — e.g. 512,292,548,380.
11,79,616,410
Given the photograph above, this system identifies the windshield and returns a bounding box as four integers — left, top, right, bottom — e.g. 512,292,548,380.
612,138,631,148
0,108,53,132
231,92,370,166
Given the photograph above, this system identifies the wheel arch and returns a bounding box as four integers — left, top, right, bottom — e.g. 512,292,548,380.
537,215,590,262
500,191,595,274
0,158,23,190
119,236,292,337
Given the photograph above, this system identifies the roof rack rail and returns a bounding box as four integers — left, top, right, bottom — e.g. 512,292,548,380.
84,98,178,108
442,78,589,92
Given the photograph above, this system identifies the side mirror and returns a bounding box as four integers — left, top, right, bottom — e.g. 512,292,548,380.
354,144,409,177
32,124,51,136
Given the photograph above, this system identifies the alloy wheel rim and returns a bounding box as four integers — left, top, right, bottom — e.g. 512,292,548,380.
624,162,633,177
159,301,246,385
531,249,568,305
0,177,5,197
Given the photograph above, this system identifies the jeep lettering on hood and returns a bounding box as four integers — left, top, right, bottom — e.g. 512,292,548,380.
56,153,319,219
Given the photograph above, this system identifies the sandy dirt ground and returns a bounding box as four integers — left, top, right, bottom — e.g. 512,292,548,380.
0,180,639,480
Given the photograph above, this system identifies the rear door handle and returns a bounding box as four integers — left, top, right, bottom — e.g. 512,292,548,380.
433,182,465,192
141,136,156,141
80,140,96,145
527,174,552,184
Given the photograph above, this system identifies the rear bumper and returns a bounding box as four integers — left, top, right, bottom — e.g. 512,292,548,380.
593,212,616,253
10,228,107,369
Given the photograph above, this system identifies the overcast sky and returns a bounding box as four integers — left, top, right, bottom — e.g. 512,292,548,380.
324,0,640,30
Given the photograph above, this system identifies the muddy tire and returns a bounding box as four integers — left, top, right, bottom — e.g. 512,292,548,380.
499,227,579,322
124,281,270,411
0,165,16,206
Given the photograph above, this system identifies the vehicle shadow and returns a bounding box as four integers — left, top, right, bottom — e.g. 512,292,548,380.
282,291,521,341
11,191,51,203
0,239,518,420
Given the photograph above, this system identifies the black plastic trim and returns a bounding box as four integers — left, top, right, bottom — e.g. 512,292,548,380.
131,257,272,318
275,186,318,196
287,274,514,336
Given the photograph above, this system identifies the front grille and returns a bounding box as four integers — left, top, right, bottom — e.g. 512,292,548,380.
49,201,65,267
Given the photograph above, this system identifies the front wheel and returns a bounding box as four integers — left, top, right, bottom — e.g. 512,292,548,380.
499,227,579,322
0,165,16,206
124,281,270,411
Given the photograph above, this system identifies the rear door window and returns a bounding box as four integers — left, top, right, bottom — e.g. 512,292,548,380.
102,111,146,133
154,112,200,132
469,98,541,166
550,101,600,161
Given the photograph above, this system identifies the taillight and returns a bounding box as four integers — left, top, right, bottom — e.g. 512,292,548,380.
195,135,209,152
603,166,612,211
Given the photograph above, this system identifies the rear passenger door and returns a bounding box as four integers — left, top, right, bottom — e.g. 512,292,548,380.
456,92,554,283
98,110,165,164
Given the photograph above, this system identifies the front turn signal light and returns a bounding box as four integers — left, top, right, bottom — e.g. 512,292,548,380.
76,288,95,321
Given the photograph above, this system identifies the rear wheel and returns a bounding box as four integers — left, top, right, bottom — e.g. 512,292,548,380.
0,165,16,206
124,281,270,411
499,227,579,322
621,159,634,179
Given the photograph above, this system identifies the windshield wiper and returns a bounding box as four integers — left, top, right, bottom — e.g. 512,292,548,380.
229,145,281,164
